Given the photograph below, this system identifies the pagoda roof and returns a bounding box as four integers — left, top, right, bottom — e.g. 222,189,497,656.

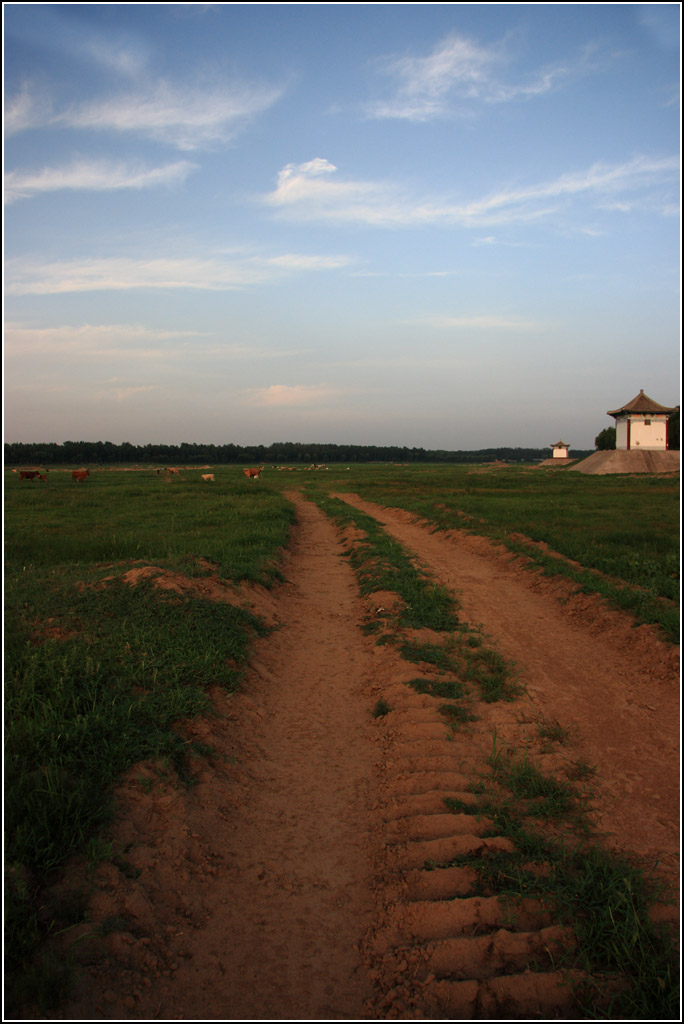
607,390,676,416
550,440,570,447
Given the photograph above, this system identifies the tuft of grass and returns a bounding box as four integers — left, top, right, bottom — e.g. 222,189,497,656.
373,697,392,718
537,716,571,747
406,676,467,700
400,636,520,703
565,758,598,783
438,702,478,728
488,751,580,822
468,828,679,1019
437,733,679,1019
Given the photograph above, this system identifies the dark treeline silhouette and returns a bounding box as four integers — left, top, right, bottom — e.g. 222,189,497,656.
5,440,596,466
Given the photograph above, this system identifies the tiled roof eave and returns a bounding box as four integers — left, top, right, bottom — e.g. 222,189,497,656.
607,391,676,416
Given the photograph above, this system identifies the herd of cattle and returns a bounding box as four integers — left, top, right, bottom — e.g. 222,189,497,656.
14,464,331,483
17,469,88,482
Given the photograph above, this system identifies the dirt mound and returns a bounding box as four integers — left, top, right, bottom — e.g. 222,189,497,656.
571,450,680,474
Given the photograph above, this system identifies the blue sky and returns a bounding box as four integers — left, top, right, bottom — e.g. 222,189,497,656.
3,3,681,450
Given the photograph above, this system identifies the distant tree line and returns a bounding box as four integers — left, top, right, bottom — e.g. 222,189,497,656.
4,440,598,467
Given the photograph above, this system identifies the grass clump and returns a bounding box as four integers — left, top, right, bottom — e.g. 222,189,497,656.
438,733,679,1019
406,676,467,700
537,716,571,747
373,698,392,718
463,826,678,1019
438,702,478,728
400,636,520,703
489,750,580,822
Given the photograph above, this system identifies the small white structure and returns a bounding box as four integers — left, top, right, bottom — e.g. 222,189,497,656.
606,389,676,451
550,440,571,459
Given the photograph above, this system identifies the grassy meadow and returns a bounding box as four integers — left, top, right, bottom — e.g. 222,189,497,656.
4,460,679,1013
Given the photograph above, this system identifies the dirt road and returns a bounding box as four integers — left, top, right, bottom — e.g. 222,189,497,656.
56,491,679,1020
339,493,680,880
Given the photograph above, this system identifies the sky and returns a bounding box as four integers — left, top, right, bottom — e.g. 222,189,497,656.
3,2,681,451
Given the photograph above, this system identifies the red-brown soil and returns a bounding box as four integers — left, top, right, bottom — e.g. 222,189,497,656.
48,491,679,1021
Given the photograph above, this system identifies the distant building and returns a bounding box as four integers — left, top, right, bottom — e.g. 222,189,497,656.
606,390,677,451
550,440,571,459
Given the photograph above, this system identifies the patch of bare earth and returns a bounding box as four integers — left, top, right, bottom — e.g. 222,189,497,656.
49,492,678,1021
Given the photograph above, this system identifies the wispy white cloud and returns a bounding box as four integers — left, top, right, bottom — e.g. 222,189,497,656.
63,80,284,149
4,158,196,204
366,33,598,121
244,383,341,408
5,250,352,296
4,82,53,135
5,78,284,149
263,154,679,228
368,34,500,120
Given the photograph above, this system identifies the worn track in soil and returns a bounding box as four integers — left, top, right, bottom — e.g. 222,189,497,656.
55,491,679,1021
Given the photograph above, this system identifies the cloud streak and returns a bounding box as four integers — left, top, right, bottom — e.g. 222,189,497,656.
366,32,600,121
263,154,679,227
4,158,196,204
5,251,352,296
5,78,284,149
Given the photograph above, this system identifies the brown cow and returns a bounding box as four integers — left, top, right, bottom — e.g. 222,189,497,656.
20,470,42,481
201,474,215,482
243,467,264,480
72,469,90,482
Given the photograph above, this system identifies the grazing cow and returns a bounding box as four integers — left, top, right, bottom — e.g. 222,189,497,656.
167,467,180,476
20,470,42,481
71,469,90,482
201,474,215,482
243,467,263,480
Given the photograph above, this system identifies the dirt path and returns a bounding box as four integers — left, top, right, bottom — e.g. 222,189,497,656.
54,491,679,1021
60,493,387,1020
337,493,680,886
